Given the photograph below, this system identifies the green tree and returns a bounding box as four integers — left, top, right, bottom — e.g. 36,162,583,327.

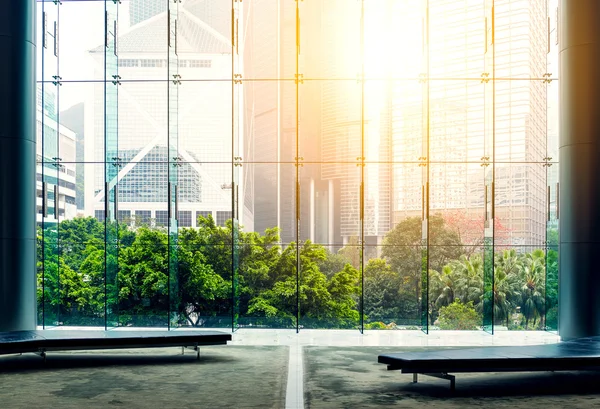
429,264,457,322
493,249,521,326
450,254,483,306
437,300,481,330
382,215,463,308
363,258,403,322
518,249,545,329
117,227,169,325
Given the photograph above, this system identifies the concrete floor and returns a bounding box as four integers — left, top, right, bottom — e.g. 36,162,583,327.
0,329,570,409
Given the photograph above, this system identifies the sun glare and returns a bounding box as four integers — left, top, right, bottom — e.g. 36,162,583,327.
363,2,424,80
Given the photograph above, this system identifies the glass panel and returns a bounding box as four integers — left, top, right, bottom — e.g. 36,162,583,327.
233,40,242,330
428,81,486,163
176,228,232,328
495,80,547,163
300,0,361,81
36,3,43,85
57,82,93,219
429,246,483,330
298,80,361,164
365,0,424,81
118,81,168,160
298,162,360,329
482,0,494,333
168,0,180,330
40,0,61,327
178,81,232,163
495,245,546,330
177,0,232,81
545,65,559,333
117,0,168,81
237,164,297,329
364,240,421,330
57,220,106,327
428,0,486,80
242,0,296,81
114,164,169,328
545,243,558,332
243,78,297,164
55,163,106,327
494,0,548,80
494,163,546,247
58,0,106,82
429,163,485,330
118,239,169,327
105,0,119,328
298,163,360,246
41,1,59,84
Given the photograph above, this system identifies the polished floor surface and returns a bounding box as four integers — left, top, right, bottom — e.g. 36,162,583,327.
2,329,588,409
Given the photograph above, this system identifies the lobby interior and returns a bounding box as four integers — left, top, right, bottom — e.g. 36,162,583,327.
3,0,600,407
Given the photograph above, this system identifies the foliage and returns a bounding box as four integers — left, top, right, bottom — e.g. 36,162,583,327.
437,300,481,330
36,214,556,331
364,321,387,330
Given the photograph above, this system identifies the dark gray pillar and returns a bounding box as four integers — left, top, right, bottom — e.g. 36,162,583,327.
559,0,600,340
0,0,37,332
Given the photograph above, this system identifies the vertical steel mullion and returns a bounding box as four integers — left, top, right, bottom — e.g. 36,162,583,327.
54,184,59,220
114,182,118,221
423,0,430,334
43,182,48,218
547,185,551,222
175,184,179,221
105,182,109,220
295,0,300,334
103,1,108,330
167,3,172,330
485,185,488,221
231,0,236,332
359,0,365,334
491,1,496,336
168,181,172,221
55,3,61,327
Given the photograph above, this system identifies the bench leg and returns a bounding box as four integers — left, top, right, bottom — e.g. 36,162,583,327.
182,345,201,360
419,373,455,391
35,350,47,362
413,373,418,383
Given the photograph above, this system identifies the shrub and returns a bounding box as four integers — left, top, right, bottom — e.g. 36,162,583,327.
437,300,481,330
365,321,387,330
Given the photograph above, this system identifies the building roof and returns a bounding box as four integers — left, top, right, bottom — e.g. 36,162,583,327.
90,2,231,55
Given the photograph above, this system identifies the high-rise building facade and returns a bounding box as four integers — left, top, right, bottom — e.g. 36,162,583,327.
36,87,78,224
85,0,252,229
392,0,549,247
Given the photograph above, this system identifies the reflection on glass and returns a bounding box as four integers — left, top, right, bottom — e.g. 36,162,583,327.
34,0,558,332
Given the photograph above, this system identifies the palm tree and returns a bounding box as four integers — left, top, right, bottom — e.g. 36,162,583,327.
451,254,483,306
493,249,521,326
519,249,545,329
428,264,457,324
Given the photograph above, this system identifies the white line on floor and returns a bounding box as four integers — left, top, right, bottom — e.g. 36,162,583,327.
285,343,304,409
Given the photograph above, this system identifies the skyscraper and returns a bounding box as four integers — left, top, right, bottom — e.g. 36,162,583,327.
392,0,549,247
85,0,252,229
128,0,166,26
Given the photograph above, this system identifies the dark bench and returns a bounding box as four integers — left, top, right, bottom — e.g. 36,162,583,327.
378,337,600,390
0,330,231,361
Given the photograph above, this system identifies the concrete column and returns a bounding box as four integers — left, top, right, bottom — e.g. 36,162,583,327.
559,0,600,340
0,0,37,331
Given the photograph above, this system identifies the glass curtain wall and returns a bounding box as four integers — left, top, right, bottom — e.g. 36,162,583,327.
36,0,559,333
